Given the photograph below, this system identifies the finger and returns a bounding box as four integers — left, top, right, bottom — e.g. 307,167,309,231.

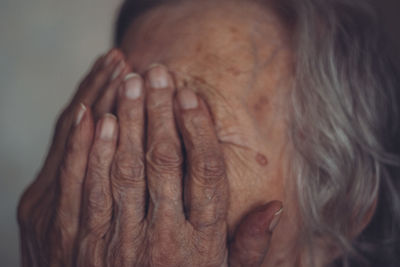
52,50,120,169
92,53,131,120
17,104,94,230
50,49,117,153
18,50,121,235
112,73,146,223
22,50,120,194
145,64,185,224
229,202,283,267
20,105,94,267
106,74,146,264
55,104,94,244
56,49,119,153
174,89,229,230
77,114,118,267
72,49,121,107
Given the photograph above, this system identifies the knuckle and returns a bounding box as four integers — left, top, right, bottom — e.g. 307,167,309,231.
65,136,81,155
58,161,83,188
89,148,112,169
191,114,209,127
53,210,77,242
88,155,105,172
17,186,46,227
86,217,110,237
147,141,182,170
147,94,172,110
18,185,59,246
193,153,226,185
185,114,209,134
86,183,112,217
59,162,73,183
150,238,181,266
17,182,52,227
112,153,145,186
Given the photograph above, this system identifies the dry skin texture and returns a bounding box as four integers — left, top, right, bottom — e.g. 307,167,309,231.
121,0,301,265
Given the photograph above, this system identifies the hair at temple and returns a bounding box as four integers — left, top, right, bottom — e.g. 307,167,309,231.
114,0,400,266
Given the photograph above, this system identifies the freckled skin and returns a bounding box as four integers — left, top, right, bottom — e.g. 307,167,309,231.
121,0,301,265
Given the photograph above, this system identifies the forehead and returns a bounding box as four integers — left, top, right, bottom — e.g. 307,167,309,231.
120,0,288,80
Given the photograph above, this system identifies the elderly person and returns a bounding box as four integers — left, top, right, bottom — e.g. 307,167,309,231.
17,0,400,266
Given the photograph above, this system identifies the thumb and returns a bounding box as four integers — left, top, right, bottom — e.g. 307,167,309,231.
228,201,283,267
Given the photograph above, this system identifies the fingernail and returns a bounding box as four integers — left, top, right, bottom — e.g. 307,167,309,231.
178,89,198,110
124,73,142,100
148,64,169,89
112,60,125,80
269,208,283,232
75,103,87,126
99,114,116,140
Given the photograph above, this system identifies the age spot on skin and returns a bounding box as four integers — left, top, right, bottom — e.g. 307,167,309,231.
253,96,269,112
256,153,269,167
196,43,203,53
230,26,239,34
226,66,242,77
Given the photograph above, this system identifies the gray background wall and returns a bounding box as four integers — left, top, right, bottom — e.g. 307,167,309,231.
0,1,399,266
0,1,122,266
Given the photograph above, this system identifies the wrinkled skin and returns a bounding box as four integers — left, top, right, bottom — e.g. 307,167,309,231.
18,50,283,267
120,1,303,265
18,1,311,267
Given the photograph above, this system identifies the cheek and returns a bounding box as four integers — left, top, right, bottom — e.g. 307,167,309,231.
223,142,288,237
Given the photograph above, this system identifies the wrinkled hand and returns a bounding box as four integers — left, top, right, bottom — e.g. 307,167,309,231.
18,50,283,267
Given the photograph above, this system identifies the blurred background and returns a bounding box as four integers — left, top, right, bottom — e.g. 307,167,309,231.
0,0,399,266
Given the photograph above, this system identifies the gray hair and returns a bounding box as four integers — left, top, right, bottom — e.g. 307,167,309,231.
114,0,400,266
284,0,400,265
